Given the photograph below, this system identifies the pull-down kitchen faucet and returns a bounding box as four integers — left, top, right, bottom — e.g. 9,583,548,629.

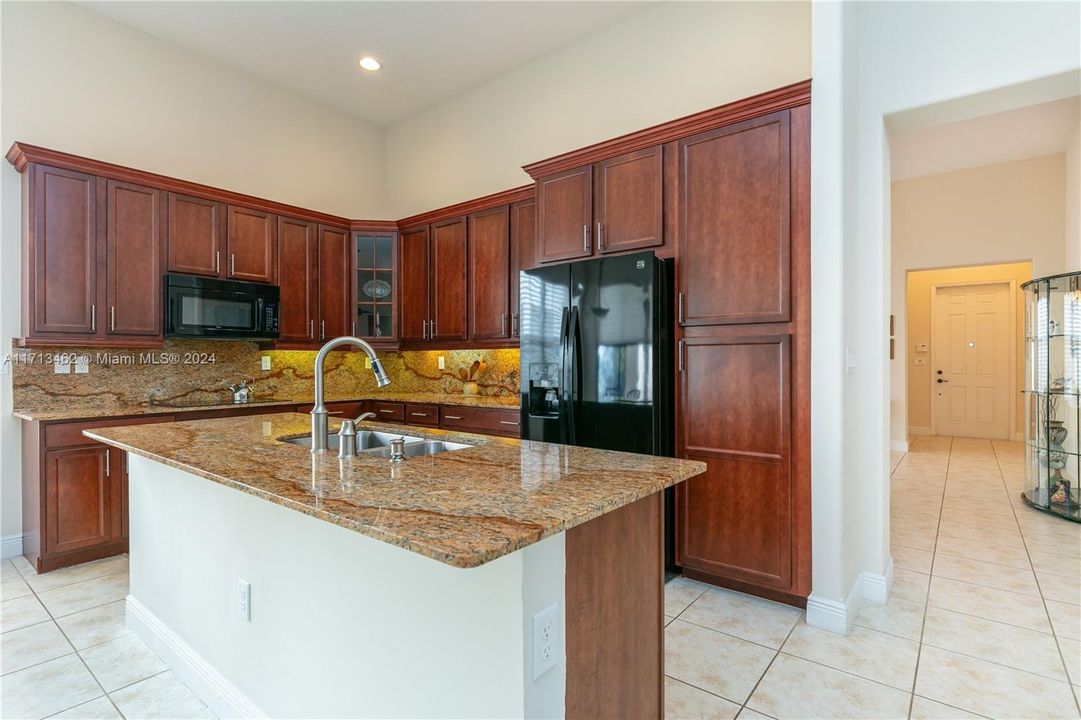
310,336,390,452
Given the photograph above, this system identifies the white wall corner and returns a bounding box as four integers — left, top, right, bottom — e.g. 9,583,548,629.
861,555,894,605
890,440,909,453
909,426,933,436
1,534,23,560
126,596,266,720
805,574,864,635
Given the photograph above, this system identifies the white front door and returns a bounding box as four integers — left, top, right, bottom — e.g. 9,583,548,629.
933,283,1012,440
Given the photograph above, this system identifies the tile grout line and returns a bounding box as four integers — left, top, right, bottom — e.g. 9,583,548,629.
738,616,801,717
989,440,1081,717
907,435,953,719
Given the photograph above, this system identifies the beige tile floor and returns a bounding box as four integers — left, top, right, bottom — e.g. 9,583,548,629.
665,437,1081,719
1,554,214,719
3,437,1079,719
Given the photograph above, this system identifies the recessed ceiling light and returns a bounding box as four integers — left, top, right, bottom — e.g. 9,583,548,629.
359,57,381,72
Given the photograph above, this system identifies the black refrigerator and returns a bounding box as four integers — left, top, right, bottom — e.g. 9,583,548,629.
519,251,676,573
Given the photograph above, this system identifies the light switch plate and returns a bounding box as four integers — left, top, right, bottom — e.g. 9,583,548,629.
438,356,446,370
261,355,271,371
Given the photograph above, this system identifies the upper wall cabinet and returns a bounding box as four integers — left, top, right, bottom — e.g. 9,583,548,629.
509,199,536,338
354,233,398,344
430,217,468,342
537,165,593,264
167,193,224,277
105,180,163,338
317,225,351,341
399,226,431,344
276,216,317,345
227,206,277,283
469,206,511,340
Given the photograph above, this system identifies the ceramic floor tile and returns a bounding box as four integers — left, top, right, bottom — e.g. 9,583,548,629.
665,577,710,618
1031,550,1081,581
934,537,1033,570
892,545,934,574
927,576,1052,632
36,573,128,619
664,676,741,720
735,709,774,720
1036,571,1081,605
1059,637,1081,687
854,596,926,641
1,561,32,601
47,696,123,719
2,594,51,633
892,568,931,604
915,645,1078,720
24,557,129,594
908,696,988,719
108,671,214,720
921,605,1066,681
0,654,103,720
892,526,937,552
1047,599,1081,641
664,619,775,704
54,601,131,651
680,587,801,649
746,653,911,720
10,554,37,577
0,620,74,676
80,634,166,692
931,553,1041,597
780,621,919,690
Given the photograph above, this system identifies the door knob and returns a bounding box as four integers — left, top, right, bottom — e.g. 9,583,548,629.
936,370,943,375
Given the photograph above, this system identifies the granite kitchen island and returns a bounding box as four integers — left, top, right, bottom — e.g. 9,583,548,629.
86,412,704,719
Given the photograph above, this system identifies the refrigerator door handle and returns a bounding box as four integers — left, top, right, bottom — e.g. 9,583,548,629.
566,306,582,444
559,306,571,444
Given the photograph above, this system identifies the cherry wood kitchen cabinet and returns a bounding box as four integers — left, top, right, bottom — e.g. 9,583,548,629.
353,232,399,346
399,226,431,343
430,217,468,342
468,206,511,340
317,225,351,341
594,146,664,255
509,198,536,338
276,216,318,344
227,206,277,284
106,180,163,338
536,165,593,264
167,193,224,277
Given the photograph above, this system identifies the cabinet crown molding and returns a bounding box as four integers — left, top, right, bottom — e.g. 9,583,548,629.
397,184,534,229
521,79,811,179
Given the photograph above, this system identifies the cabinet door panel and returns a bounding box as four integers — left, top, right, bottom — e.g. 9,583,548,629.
31,166,98,335
509,199,536,338
228,206,277,283
537,166,592,264
317,226,351,340
678,111,790,325
469,206,510,340
45,447,111,555
277,217,316,344
431,218,468,341
106,180,162,337
399,227,430,343
595,146,663,254
677,332,792,590
167,193,222,277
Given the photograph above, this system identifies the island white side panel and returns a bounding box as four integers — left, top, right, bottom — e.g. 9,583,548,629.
126,455,565,719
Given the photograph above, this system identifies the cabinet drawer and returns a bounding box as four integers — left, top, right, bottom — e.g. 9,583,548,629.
372,401,405,422
439,406,521,437
45,415,174,449
296,401,366,418
404,403,439,426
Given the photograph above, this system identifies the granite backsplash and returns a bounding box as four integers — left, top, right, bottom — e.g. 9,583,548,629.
10,340,520,417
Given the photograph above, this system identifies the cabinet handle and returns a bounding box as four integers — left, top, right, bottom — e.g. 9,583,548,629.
444,415,462,420
502,313,508,337
512,313,519,337
597,222,604,250
91,304,96,332
678,292,685,324
379,409,394,414
104,450,110,477
583,225,591,253
430,320,436,339
309,319,314,339
410,412,429,417
678,339,685,372
352,320,356,337
421,320,427,340
230,254,236,276
500,420,519,426
109,306,116,332
320,320,325,340
215,251,220,274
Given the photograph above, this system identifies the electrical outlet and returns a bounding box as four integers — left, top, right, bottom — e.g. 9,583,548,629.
54,358,70,374
261,355,271,371
532,603,559,680
438,355,446,370
237,578,251,621
75,356,90,374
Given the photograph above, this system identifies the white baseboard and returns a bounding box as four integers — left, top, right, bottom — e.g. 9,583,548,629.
890,440,909,453
1,534,23,560
126,595,265,719
861,556,894,605
806,574,864,635
909,426,933,436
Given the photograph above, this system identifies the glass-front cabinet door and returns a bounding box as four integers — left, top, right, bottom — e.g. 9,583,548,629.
354,233,397,344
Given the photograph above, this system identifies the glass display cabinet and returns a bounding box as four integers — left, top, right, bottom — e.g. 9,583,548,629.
354,233,396,343
1023,271,1081,522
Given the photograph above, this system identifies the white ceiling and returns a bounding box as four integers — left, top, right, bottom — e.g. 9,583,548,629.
79,1,654,127
890,96,1080,181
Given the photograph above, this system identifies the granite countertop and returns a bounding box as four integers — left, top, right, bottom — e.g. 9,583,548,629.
84,413,705,569
13,391,519,422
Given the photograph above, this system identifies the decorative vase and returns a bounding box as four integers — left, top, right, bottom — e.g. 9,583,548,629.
1048,420,1068,481
463,381,479,396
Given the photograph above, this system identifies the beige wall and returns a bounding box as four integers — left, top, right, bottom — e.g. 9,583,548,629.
384,1,811,217
1067,116,1081,271
0,1,388,542
905,262,1031,438
890,153,1067,451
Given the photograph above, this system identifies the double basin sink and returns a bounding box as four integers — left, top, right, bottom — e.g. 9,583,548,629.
281,431,471,459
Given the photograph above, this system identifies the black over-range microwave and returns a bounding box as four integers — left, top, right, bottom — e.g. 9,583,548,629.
164,274,280,340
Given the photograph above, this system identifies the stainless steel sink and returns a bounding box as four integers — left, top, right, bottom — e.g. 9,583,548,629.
365,440,473,458
281,431,423,451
